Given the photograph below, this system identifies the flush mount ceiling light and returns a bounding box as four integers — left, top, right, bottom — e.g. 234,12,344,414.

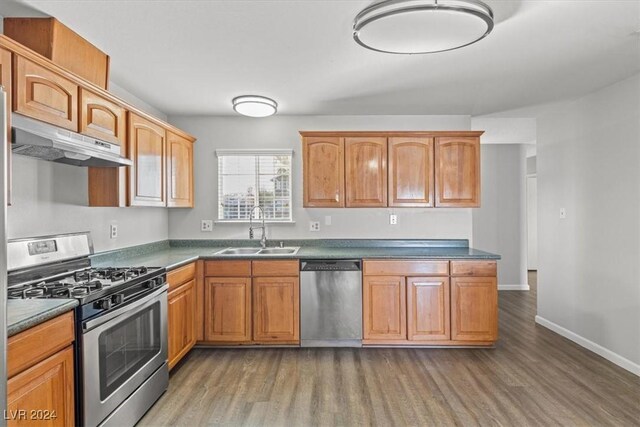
232,95,278,117
353,0,494,54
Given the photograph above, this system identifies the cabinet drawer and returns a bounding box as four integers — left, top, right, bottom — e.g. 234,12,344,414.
363,260,449,276
8,311,75,378
205,260,251,277
167,262,196,289
451,261,497,277
252,260,299,277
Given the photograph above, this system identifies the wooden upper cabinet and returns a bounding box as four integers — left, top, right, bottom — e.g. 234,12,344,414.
363,275,406,341
204,277,252,342
13,55,78,131
345,137,387,207
388,137,434,207
79,88,126,145
451,277,497,342
253,277,300,343
128,113,166,206
302,136,345,207
7,346,75,427
407,277,450,341
167,131,195,208
168,279,196,369
435,137,480,207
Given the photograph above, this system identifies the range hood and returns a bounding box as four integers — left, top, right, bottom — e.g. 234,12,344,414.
11,114,132,167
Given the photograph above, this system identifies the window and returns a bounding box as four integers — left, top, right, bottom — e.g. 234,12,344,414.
216,149,293,222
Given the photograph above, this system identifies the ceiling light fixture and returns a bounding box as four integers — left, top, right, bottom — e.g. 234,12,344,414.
232,95,278,117
353,0,494,55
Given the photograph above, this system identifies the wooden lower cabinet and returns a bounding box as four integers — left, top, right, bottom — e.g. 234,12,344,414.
407,277,450,341
7,346,75,427
363,276,406,341
168,279,196,369
451,276,498,342
204,277,252,343
253,276,299,343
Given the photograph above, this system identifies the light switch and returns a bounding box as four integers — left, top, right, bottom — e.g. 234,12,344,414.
390,214,398,225
324,216,332,226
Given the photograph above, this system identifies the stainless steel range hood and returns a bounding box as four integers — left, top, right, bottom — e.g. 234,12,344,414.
11,114,132,167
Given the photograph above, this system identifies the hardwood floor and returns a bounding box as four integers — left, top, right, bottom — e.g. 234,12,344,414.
140,271,640,426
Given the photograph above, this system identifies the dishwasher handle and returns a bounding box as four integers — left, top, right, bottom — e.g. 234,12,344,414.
300,260,361,272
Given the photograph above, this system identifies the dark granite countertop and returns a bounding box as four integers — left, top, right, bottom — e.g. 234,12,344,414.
91,239,500,270
7,299,78,337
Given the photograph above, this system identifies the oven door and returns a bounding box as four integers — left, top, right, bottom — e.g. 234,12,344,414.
81,284,168,427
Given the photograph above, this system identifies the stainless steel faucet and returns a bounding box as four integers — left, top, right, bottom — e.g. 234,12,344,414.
249,206,267,249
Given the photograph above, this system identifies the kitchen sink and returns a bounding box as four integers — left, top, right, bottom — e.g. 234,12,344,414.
214,247,300,256
215,248,261,255
258,247,299,255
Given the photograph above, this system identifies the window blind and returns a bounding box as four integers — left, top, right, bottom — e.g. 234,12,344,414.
216,150,293,222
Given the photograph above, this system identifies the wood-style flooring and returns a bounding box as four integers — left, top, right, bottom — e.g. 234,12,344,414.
140,272,640,426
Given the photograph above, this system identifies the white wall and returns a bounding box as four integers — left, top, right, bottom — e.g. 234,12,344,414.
472,144,528,288
167,115,474,241
533,74,640,371
527,176,538,270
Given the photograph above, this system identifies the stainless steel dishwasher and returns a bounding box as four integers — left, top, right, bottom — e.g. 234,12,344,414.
300,260,362,347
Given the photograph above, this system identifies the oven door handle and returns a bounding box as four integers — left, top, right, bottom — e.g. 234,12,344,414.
83,284,169,332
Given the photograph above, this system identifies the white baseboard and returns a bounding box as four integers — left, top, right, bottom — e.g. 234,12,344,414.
498,284,530,291
535,315,640,376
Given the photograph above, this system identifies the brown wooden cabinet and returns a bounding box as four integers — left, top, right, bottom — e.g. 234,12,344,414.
253,276,299,343
451,276,497,342
345,137,387,207
167,131,194,208
388,137,434,207
79,88,126,145
407,277,450,341
167,263,197,369
13,55,78,131
302,136,345,207
435,137,481,207
7,346,75,427
7,312,75,427
204,277,252,343
363,275,406,341
127,113,166,207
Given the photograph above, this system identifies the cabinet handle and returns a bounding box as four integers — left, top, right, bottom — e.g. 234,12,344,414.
413,282,441,287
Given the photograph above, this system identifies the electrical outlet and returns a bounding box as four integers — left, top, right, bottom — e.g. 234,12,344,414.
389,214,398,225
309,221,320,232
201,220,213,232
109,224,118,239
559,208,567,219
324,216,332,226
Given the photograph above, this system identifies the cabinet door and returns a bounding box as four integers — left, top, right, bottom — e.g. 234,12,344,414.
302,137,344,207
204,277,251,342
407,277,450,341
168,279,196,369
1,48,12,205
435,137,480,207
7,346,74,427
13,55,78,131
79,88,126,145
166,131,194,208
451,277,497,342
363,276,406,340
253,277,300,343
128,113,166,206
345,137,387,207
388,137,434,207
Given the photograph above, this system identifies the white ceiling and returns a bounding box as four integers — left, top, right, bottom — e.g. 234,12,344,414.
3,0,640,116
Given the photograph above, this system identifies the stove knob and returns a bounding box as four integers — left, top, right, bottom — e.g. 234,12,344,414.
111,293,124,305
95,298,112,310
144,280,156,289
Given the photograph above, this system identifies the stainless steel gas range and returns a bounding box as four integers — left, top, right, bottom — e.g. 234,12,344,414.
7,232,168,427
